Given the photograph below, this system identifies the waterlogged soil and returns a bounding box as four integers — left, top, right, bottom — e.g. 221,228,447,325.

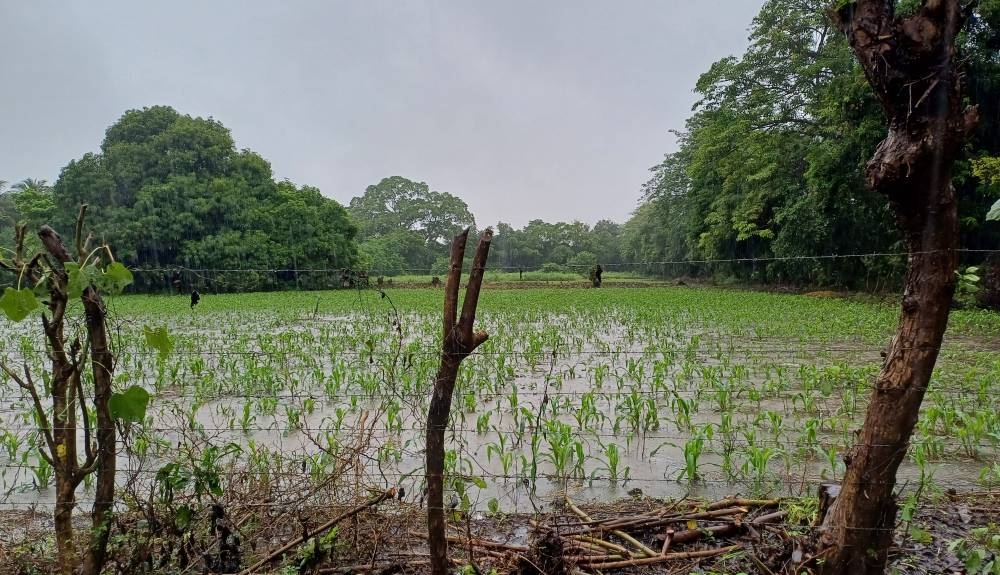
0,288,998,517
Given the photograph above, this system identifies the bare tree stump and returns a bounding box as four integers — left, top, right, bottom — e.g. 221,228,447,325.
426,228,492,575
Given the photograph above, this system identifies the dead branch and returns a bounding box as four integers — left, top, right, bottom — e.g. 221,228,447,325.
577,544,740,569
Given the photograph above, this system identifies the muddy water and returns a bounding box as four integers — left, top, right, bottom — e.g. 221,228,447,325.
1,308,997,514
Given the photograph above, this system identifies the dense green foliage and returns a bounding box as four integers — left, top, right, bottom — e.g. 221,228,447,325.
349,177,625,276
0,179,55,253
5,107,359,292
623,0,1000,288
490,219,624,273
349,176,475,275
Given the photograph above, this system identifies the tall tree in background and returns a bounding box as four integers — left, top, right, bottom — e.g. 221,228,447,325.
52,106,357,291
0,179,56,255
817,1,979,573
349,176,475,273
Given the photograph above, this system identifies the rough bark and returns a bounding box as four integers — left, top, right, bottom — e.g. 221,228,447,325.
80,285,115,575
426,228,493,575
817,2,978,573
38,227,82,574
39,223,117,575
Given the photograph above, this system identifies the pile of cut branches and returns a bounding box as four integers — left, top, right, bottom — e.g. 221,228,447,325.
515,496,789,573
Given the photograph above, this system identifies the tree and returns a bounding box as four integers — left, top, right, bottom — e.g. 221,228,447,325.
0,180,14,249
627,0,998,289
9,178,56,228
52,106,358,291
627,0,907,285
816,2,979,573
348,176,475,273
1,212,141,575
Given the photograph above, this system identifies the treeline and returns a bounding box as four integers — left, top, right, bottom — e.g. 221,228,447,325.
348,176,625,275
1,107,624,292
621,0,1000,289
6,0,999,294
2,107,359,292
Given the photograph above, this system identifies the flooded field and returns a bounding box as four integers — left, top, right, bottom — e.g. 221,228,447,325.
1,287,999,514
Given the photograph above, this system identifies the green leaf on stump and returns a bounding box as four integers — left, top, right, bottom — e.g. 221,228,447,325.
65,262,101,299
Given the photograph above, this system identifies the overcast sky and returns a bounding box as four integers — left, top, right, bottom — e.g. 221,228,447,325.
1,1,763,227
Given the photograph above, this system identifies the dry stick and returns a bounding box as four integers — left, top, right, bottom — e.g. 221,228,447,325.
566,536,620,555
559,499,764,536
567,506,753,537
578,544,740,570
675,507,749,521
676,507,750,521
660,529,674,555
565,553,625,563
706,498,779,511
465,514,480,575
654,510,787,547
747,548,777,575
566,498,658,558
595,510,673,531
408,531,529,552
573,534,633,557
317,558,466,574
238,488,396,574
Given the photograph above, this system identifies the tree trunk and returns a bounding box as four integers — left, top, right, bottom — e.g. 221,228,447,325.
39,223,118,575
426,228,492,575
818,2,978,573
81,284,115,575
40,262,81,575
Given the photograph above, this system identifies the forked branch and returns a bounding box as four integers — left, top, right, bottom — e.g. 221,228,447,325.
426,227,493,575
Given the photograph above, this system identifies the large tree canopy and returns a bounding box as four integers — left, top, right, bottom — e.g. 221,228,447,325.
624,0,1000,288
49,106,358,291
349,176,476,274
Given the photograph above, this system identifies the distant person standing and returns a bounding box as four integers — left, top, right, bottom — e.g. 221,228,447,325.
592,264,603,287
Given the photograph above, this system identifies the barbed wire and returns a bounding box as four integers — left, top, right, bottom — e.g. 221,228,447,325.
0,423,994,450
115,247,1000,276
1,377,996,418
0,470,988,498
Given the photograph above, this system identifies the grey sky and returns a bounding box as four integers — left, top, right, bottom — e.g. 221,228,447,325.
2,1,763,227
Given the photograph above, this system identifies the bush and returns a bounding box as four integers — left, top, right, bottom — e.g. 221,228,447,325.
567,251,598,276
539,262,568,273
